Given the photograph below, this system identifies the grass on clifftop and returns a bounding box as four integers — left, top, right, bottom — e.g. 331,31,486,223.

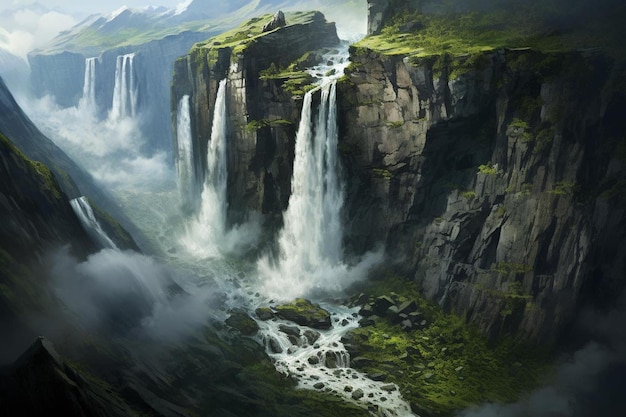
347,273,553,416
355,5,626,59
192,11,323,56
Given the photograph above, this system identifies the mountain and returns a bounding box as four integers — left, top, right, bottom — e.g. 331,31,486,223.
0,77,140,252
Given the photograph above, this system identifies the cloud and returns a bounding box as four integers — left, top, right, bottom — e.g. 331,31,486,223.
47,246,222,340
19,94,176,192
457,299,626,417
0,8,76,58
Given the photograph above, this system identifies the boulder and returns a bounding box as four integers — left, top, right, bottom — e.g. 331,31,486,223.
262,11,286,33
352,388,364,400
225,308,259,336
275,298,332,329
279,324,301,337
255,306,275,321
372,296,395,315
303,329,321,345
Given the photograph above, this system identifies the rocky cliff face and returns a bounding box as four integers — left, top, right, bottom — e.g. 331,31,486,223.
337,47,626,341
172,11,339,223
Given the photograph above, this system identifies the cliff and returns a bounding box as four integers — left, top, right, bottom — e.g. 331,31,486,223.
0,337,139,417
336,4,626,341
0,77,140,252
172,11,339,221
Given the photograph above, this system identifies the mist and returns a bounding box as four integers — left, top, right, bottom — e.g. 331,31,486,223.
457,299,626,417
18,94,175,192
47,246,226,341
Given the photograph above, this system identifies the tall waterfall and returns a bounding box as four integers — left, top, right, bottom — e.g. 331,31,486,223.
109,53,138,120
258,80,345,300
179,79,229,258
175,95,197,210
79,57,97,112
70,196,119,250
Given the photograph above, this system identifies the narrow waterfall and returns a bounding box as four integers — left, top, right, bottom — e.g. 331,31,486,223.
70,196,119,250
109,53,138,120
258,80,344,300
79,57,97,112
175,95,197,210
179,79,228,258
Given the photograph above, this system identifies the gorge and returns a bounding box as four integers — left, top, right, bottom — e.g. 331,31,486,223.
1,0,625,416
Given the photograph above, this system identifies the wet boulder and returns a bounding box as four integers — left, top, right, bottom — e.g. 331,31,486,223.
275,298,331,329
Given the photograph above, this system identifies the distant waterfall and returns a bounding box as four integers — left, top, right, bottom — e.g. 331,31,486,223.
175,95,197,210
258,80,345,299
109,53,137,120
70,196,119,250
79,57,97,112
179,79,228,258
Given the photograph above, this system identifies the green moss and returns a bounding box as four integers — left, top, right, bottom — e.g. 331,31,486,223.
478,163,497,175
491,262,533,275
548,181,578,196
385,120,404,128
245,119,293,132
347,274,551,416
461,190,477,200
373,168,392,179
0,133,61,199
353,6,626,60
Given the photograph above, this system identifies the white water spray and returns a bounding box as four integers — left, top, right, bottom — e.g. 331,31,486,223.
109,53,138,120
70,196,119,250
179,79,228,258
175,95,198,210
79,57,97,112
258,80,346,300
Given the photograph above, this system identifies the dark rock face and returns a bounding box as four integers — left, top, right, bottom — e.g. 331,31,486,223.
0,337,137,417
262,11,287,32
338,47,626,341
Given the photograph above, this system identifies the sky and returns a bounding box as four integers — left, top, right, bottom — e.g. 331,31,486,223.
0,0,189,58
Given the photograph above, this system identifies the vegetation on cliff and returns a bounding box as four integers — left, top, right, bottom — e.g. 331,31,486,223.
356,1,626,60
346,273,552,416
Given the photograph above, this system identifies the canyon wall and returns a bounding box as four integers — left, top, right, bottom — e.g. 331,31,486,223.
172,11,339,223
337,47,626,341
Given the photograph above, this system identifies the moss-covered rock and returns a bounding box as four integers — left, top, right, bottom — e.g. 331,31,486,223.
225,308,259,336
275,298,332,329
346,274,552,416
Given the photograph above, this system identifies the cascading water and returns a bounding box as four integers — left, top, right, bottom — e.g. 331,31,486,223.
70,196,119,250
258,53,347,301
109,53,138,120
79,57,97,112
255,44,414,417
179,79,229,258
175,95,198,211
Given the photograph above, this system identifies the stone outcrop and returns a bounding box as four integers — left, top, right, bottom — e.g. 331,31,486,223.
172,11,339,224
337,46,626,341
0,337,139,417
262,11,287,32
367,0,422,35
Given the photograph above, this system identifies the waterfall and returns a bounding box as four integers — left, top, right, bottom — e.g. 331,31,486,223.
175,95,197,210
79,57,97,112
70,196,119,250
258,80,345,299
109,53,138,120
179,79,229,258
